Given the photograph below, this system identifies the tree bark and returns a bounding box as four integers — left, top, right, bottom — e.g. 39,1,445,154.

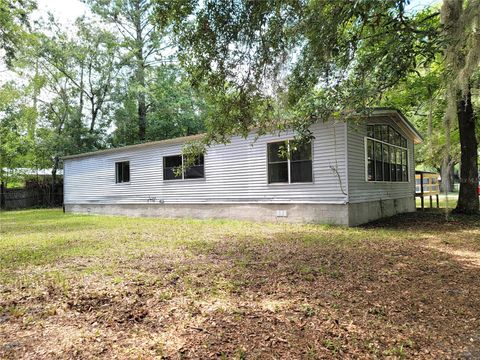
134,0,147,141
51,156,59,205
440,156,453,193
453,88,479,214
137,71,147,141
448,161,455,191
79,63,84,124
90,96,97,133
427,87,433,139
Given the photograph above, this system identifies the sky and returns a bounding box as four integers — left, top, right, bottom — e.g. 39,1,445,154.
35,0,89,24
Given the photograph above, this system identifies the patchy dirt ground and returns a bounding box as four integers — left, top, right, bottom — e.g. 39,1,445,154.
0,209,479,359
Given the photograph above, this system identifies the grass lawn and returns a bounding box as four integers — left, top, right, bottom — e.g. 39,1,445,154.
1,209,479,359
415,193,459,209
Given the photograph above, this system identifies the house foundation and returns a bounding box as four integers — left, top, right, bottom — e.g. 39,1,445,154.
65,197,415,226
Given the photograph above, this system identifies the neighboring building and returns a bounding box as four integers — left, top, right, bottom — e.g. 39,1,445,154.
62,108,422,226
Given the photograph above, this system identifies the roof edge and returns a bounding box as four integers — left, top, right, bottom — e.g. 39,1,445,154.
62,133,205,160
63,108,422,161
367,108,424,144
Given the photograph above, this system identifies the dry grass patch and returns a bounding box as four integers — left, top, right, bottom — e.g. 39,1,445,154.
0,209,479,359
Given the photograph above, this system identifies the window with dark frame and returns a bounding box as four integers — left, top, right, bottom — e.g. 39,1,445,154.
163,155,183,180
366,125,408,182
163,154,205,180
184,154,204,179
115,161,130,183
268,140,312,184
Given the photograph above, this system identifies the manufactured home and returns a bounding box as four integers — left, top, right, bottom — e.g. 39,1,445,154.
63,108,422,226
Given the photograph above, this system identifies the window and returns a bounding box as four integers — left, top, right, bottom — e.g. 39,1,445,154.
163,155,182,180
185,155,205,179
268,140,312,184
115,161,130,183
163,154,204,180
366,125,408,182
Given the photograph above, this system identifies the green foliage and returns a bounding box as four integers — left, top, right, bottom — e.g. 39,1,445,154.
380,61,460,170
0,0,36,66
147,66,205,140
1,3,206,182
1,14,130,182
86,0,201,142
109,65,205,146
0,83,36,185
171,0,441,143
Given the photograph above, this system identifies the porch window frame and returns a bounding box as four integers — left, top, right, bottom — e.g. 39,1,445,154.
364,124,409,183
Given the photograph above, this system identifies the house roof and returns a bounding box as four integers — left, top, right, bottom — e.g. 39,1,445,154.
62,133,205,160
62,108,422,161
364,107,423,144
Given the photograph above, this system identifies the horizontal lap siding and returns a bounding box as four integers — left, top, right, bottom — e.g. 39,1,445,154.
347,117,415,203
64,121,349,205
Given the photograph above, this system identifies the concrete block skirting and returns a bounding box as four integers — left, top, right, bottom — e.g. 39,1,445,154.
65,197,415,226
65,203,349,225
347,197,416,226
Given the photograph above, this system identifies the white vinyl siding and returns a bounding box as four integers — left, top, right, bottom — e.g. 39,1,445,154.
64,121,349,205
347,116,415,204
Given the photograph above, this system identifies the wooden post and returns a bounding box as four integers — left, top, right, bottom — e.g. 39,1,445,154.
420,173,424,210
429,196,432,208
436,194,439,208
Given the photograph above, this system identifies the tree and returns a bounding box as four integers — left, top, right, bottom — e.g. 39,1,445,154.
0,82,36,187
441,0,479,214
35,17,124,185
38,17,123,139
146,65,205,140
168,0,478,213
0,0,36,66
4,15,124,191
109,64,205,146
381,62,462,193
169,1,438,136
85,0,192,141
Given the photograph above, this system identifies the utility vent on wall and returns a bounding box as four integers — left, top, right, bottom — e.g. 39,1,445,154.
276,210,288,217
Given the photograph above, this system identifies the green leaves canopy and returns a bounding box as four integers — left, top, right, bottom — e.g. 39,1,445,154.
168,0,440,141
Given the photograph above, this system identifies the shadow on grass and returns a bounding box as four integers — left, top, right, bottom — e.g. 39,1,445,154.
362,209,480,233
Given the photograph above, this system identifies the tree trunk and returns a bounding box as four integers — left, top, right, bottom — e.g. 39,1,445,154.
51,156,59,206
30,58,39,140
440,156,453,193
90,96,97,133
448,161,455,191
79,63,84,123
134,0,147,141
137,78,147,141
427,88,433,138
453,88,479,214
